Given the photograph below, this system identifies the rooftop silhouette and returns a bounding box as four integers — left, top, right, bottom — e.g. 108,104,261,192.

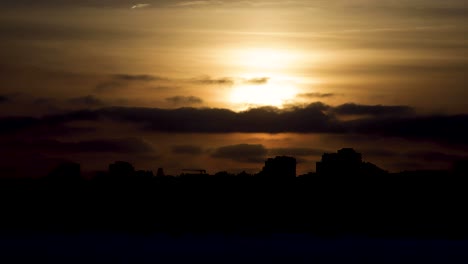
259,156,297,178
0,148,467,239
317,148,387,176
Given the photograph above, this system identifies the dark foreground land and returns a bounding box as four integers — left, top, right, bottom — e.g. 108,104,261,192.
1,171,468,263
1,172,468,237
2,232,468,264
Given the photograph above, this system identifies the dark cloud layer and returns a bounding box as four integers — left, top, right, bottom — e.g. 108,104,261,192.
211,144,268,163
68,95,103,107
0,110,98,135
89,105,468,146
166,96,203,105
100,102,335,133
2,102,468,146
333,103,414,117
348,114,468,145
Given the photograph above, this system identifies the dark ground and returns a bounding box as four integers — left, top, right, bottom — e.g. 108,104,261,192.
1,172,468,263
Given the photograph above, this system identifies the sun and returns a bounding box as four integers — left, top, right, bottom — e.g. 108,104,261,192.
229,82,297,109
224,47,303,109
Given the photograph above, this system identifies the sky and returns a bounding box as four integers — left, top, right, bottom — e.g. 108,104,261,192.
1,0,468,177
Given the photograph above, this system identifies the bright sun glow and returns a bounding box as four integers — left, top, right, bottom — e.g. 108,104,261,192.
230,48,299,71
230,82,297,108
225,47,304,109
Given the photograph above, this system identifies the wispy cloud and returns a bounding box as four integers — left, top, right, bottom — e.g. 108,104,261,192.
176,1,223,7
131,3,151,9
112,74,163,82
190,76,270,86
298,93,335,99
243,77,269,85
191,76,234,85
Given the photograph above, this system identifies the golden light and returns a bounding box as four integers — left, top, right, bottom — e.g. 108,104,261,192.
223,47,306,109
229,48,299,71
230,82,297,109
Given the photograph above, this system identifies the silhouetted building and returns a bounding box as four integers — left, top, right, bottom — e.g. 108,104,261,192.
156,168,165,177
136,170,154,178
182,169,207,175
47,162,81,181
317,148,362,175
214,171,233,177
109,161,135,178
260,156,296,178
237,171,251,177
453,159,468,176
316,148,386,176
360,162,388,176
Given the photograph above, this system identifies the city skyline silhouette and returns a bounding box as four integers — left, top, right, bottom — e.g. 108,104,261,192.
1,1,468,263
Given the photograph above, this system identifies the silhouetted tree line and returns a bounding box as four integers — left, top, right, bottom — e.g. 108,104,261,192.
1,148,468,238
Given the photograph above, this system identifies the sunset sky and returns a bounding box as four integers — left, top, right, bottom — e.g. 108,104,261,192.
1,0,468,176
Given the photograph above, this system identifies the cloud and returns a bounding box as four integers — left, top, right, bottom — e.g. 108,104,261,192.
95,81,125,93
190,76,271,86
348,114,468,145
98,102,334,133
333,103,414,117
172,145,203,155
166,96,203,105
243,77,269,85
112,74,163,82
3,102,468,147
0,110,98,135
95,74,168,92
95,75,270,94
131,3,151,9
297,93,335,99
97,104,468,146
67,95,103,107
176,1,223,7
191,76,234,85
211,144,268,163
